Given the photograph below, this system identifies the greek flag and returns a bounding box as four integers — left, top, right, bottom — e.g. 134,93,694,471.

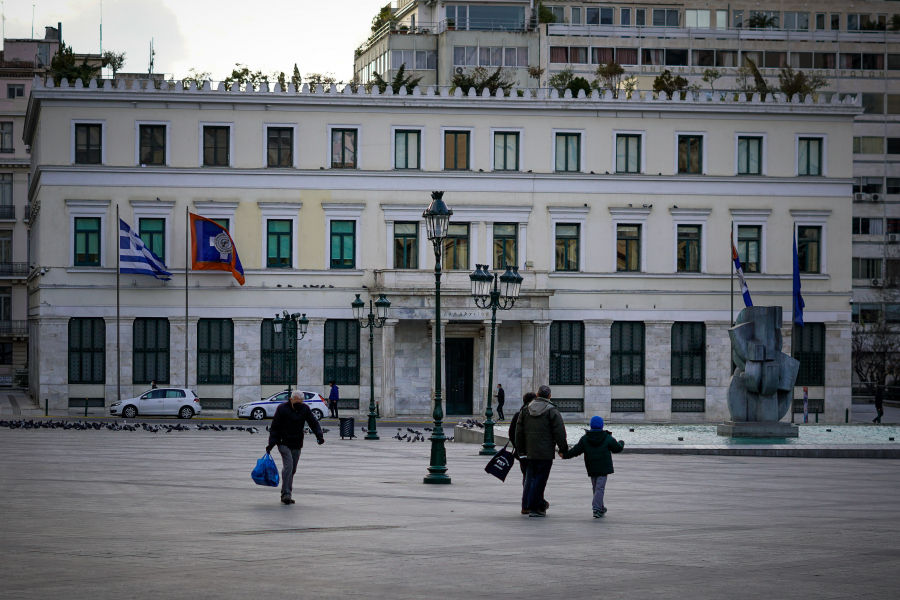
732,240,753,307
119,218,171,280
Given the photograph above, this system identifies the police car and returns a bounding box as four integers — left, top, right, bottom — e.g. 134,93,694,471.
237,390,328,421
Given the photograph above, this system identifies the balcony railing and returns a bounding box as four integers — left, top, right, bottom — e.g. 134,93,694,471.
0,263,29,277
23,204,30,223
0,206,15,220
548,23,900,44
0,321,28,336
357,17,536,57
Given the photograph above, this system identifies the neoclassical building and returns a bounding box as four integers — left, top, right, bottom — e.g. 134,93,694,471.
24,78,856,421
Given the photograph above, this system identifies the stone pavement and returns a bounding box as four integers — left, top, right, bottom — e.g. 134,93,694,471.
0,429,897,600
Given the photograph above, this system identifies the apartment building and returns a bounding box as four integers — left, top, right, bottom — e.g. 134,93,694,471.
23,77,856,422
0,27,64,387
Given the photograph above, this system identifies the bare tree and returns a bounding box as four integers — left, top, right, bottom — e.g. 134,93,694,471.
852,319,900,393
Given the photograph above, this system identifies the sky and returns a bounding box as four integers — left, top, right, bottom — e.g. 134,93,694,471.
2,0,381,81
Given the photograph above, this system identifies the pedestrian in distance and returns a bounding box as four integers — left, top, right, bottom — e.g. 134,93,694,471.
873,386,885,424
514,385,568,517
509,392,549,515
559,416,624,518
496,383,505,421
328,381,340,419
266,390,324,505
150,380,157,389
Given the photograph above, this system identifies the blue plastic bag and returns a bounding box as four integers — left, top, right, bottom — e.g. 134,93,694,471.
251,452,280,487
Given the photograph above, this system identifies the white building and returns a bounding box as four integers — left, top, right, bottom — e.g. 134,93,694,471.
23,77,856,422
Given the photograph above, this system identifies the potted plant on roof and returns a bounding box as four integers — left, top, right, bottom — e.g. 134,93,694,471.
399,24,409,34
446,18,455,31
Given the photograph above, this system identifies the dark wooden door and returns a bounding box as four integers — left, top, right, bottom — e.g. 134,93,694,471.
445,338,474,415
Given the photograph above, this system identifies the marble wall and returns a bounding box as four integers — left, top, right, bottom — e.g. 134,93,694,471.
395,321,433,415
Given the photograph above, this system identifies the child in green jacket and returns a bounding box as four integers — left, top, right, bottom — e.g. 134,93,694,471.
559,416,624,518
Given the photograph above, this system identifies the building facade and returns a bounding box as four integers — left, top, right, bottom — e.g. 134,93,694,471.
353,2,900,375
24,77,856,421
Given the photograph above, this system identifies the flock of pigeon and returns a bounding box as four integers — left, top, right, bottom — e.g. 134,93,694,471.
457,419,486,430
0,419,262,434
390,426,454,443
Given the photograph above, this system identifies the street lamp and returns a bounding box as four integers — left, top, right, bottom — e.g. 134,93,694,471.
470,263,523,455
353,292,390,440
423,191,452,484
273,310,310,392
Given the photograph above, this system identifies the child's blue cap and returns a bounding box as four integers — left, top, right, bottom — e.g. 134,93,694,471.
590,416,604,430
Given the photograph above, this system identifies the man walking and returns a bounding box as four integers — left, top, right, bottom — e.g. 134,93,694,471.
266,390,324,505
496,383,506,421
509,392,545,515
874,386,884,424
328,381,340,419
514,385,568,517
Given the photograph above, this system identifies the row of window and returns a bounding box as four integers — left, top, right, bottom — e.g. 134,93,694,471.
6,84,25,99
78,123,826,177
551,46,900,70
451,46,529,68
68,318,360,385
67,317,828,388
546,5,889,32
851,217,900,235
550,321,826,387
853,136,900,155
853,302,900,324
72,212,824,275
853,177,900,195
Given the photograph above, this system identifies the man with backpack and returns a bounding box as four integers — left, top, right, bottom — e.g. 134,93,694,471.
514,385,568,517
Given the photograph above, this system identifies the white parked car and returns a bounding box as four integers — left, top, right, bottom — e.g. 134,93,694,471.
237,390,328,421
110,388,202,419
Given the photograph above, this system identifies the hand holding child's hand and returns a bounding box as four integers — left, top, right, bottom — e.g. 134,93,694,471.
558,452,564,459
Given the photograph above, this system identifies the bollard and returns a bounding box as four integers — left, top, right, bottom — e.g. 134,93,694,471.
815,408,819,423
44,398,48,416
85,401,89,418
846,408,849,423
376,402,380,418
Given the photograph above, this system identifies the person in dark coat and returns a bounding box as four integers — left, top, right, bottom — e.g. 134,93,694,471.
874,386,885,424
496,384,506,421
328,381,340,419
514,385,568,517
266,390,324,504
560,416,624,518
510,392,549,515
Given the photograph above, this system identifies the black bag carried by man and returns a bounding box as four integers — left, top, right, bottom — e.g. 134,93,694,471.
484,442,515,482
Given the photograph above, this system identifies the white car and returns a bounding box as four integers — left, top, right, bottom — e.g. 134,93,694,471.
110,388,202,419
237,390,328,421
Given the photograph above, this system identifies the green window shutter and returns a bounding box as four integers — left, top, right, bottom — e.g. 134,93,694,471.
793,323,825,385
611,321,645,385
261,319,297,385
133,318,170,384
324,320,360,384
74,217,101,266
330,220,356,269
198,319,234,384
267,220,292,268
671,322,705,385
68,318,105,384
139,218,166,261
549,321,584,385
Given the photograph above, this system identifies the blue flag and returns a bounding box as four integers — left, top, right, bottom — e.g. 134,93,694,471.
732,239,753,307
793,231,805,327
119,219,171,281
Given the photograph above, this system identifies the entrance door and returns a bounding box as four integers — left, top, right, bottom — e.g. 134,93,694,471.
445,338,474,415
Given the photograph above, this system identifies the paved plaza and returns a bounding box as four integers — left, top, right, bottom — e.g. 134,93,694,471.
0,426,898,600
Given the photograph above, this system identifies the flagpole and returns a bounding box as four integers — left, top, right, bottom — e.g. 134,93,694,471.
116,204,121,403
731,221,734,327
185,206,189,390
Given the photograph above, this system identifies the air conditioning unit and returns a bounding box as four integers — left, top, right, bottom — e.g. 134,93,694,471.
854,192,868,201
888,234,900,243
872,193,884,202
871,278,883,287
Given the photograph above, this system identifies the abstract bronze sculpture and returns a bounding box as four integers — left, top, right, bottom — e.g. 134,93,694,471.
717,306,801,438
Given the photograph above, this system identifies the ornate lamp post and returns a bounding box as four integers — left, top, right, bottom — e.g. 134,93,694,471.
273,311,310,393
352,292,390,440
423,191,452,484
470,263,523,455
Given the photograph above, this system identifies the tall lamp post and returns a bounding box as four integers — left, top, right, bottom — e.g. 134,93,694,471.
470,263,523,455
273,310,310,393
423,191,452,484
352,293,391,440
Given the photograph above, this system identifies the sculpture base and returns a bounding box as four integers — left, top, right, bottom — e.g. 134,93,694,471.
716,421,799,438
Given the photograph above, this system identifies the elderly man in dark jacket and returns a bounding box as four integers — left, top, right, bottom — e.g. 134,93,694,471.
266,390,324,505
514,385,568,517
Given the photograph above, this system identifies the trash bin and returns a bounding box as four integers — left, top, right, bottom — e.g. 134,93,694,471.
339,417,356,439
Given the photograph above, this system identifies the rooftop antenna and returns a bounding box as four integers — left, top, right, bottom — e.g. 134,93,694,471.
1,3,6,43
31,4,35,38
100,0,103,55
148,38,155,77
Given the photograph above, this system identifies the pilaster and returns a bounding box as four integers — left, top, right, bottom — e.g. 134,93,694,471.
298,318,326,396
644,321,673,421
233,317,262,405
380,319,398,417
532,320,551,391
104,316,135,404
705,321,732,422
584,320,612,417
170,316,199,390
824,322,852,423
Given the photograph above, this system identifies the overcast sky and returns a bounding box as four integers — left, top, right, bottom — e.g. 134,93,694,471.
2,0,380,81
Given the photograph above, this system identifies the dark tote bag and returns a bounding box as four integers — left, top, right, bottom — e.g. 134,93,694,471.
484,442,516,482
